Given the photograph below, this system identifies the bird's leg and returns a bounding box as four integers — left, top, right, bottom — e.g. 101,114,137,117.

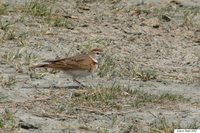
73,79,86,88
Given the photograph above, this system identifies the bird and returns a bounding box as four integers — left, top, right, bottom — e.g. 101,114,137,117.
32,48,103,87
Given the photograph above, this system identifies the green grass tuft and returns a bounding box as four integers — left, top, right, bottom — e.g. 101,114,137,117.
0,109,17,130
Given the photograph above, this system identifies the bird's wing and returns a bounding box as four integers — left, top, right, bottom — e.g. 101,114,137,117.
45,55,93,70
44,54,86,63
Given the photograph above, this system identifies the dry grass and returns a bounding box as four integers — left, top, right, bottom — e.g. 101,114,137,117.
121,116,200,133
20,0,76,28
129,3,200,28
22,0,52,17
0,75,16,87
2,48,38,66
3,84,191,132
0,109,17,130
13,84,190,118
150,116,200,133
0,0,199,132
98,55,116,78
71,86,190,110
0,3,9,15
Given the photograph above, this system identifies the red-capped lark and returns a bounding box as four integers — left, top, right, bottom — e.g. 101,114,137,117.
32,48,103,87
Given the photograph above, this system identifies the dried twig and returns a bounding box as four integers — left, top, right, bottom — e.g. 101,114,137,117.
104,107,145,115
32,112,77,119
74,106,105,115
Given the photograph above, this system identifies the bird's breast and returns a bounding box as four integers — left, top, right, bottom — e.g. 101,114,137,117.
90,63,98,72
64,70,92,78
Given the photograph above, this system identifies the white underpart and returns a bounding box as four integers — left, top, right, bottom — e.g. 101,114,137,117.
64,70,91,79
62,55,98,79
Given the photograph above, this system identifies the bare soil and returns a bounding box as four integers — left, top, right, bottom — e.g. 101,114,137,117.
0,0,200,132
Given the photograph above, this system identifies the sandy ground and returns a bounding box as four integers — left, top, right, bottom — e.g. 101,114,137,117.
0,0,200,132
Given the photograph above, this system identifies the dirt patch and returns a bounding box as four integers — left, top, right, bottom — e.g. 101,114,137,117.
0,0,200,132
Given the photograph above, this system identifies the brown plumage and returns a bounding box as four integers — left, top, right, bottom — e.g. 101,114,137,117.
32,48,103,86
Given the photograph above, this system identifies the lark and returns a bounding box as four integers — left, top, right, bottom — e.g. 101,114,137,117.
32,48,103,87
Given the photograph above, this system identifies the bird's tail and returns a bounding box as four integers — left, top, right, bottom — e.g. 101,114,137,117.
31,64,49,69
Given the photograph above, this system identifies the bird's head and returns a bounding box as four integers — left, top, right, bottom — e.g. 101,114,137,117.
90,48,103,62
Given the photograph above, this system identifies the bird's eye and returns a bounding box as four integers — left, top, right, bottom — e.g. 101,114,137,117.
96,52,100,55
